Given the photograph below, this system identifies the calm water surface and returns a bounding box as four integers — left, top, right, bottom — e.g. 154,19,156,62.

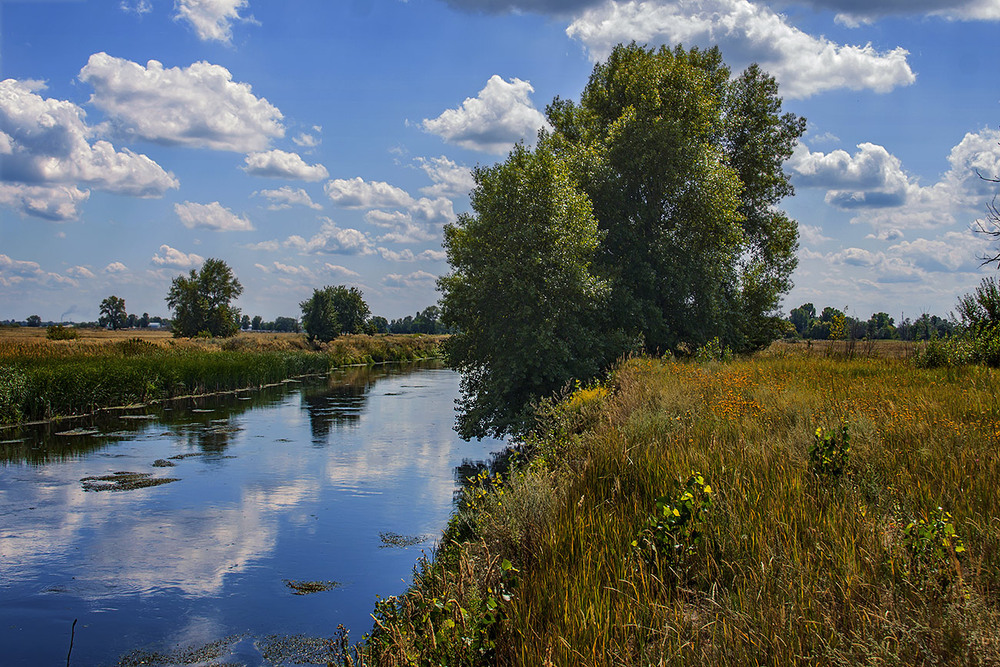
0,362,500,665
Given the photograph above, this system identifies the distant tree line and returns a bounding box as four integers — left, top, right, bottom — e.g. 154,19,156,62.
18,258,446,342
387,306,452,334
786,303,955,341
242,315,301,333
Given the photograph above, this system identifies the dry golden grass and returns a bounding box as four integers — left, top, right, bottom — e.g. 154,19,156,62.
0,327,445,359
371,352,1000,666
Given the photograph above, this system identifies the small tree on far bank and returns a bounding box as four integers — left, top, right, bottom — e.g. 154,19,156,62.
300,285,370,342
165,258,243,338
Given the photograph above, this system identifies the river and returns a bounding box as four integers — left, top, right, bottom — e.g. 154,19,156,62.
0,361,501,665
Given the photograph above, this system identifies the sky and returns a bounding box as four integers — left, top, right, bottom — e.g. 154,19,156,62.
2,0,1000,324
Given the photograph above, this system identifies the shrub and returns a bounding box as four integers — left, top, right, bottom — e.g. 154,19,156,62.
0,366,27,424
632,471,714,569
902,507,966,591
694,337,732,363
45,325,79,340
809,424,850,479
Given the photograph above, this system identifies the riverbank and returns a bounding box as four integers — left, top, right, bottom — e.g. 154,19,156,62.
367,347,1000,665
0,330,444,425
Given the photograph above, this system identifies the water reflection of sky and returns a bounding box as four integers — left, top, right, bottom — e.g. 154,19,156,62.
0,363,501,666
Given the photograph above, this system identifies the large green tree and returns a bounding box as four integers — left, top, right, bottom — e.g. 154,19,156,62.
441,43,804,438
544,43,804,354
300,285,370,342
99,295,127,330
439,145,612,439
165,259,243,338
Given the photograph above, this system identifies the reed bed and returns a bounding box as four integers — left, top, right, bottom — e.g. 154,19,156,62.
369,349,1000,666
0,331,444,424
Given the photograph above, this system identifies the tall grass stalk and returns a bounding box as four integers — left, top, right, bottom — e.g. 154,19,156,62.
369,351,1000,665
0,333,443,424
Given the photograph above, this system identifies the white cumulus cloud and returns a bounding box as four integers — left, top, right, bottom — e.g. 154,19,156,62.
242,150,328,181
293,132,320,148
888,231,985,273
255,261,314,278
151,245,205,269
323,263,362,279
366,210,438,244
175,201,254,231
324,177,413,209
79,52,284,152
791,142,913,209
253,186,322,210
0,254,76,288
566,0,916,99
0,78,178,220
798,128,1000,232
381,270,438,289
285,219,376,256
416,156,476,198
782,0,1000,26
105,262,129,274
0,183,90,221
422,75,549,153
174,0,252,43
67,265,96,279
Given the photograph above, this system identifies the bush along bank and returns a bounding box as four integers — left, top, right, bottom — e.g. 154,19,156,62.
362,352,1000,666
0,335,443,425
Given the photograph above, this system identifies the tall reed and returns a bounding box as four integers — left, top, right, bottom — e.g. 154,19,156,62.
0,333,443,424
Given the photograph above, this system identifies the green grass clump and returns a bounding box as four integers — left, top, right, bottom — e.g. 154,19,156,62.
0,334,443,424
368,350,1000,666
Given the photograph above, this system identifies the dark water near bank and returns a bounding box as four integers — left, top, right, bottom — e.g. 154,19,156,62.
0,361,500,665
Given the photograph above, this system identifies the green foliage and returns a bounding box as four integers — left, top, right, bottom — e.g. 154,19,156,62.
300,285,370,342
0,337,439,425
99,295,127,330
26,315,42,327
388,306,450,334
809,424,850,479
633,471,714,568
367,554,517,666
165,258,243,338
789,303,815,337
440,144,611,439
956,277,1000,330
45,325,79,340
116,337,159,356
693,337,732,363
902,507,966,590
442,44,803,439
0,366,27,423
912,281,1000,368
546,44,802,355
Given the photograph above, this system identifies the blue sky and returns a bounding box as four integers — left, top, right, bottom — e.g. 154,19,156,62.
2,0,1000,324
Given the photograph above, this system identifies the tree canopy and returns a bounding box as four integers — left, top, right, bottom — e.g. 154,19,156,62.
439,43,805,439
300,285,370,342
99,295,127,330
165,259,243,338
440,145,611,439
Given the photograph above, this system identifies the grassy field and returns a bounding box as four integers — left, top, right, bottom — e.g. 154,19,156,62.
366,344,1000,666
0,328,444,425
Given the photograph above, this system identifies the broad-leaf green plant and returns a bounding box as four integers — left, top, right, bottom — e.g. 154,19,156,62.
809,424,850,479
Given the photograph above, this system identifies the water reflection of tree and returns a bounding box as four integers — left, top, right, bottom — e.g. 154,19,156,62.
300,366,382,445
5,361,445,463
2,382,293,464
